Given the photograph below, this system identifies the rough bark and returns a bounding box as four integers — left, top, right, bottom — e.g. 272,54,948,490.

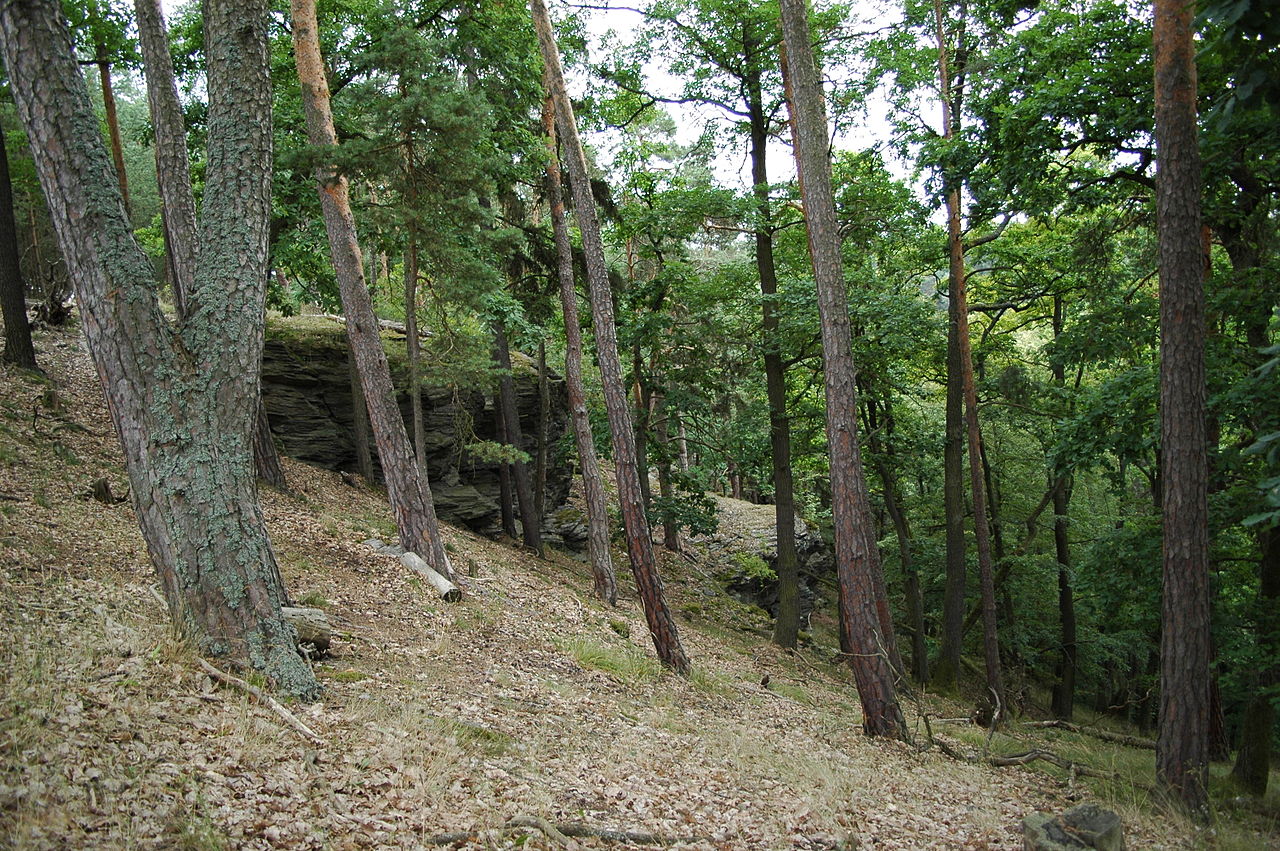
290,0,451,576
533,0,687,671
0,0,318,697
653,392,680,552
134,0,196,316
252,398,287,490
542,93,617,605
779,0,904,737
1153,0,1210,815
935,293,966,691
494,321,543,555
0,117,38,371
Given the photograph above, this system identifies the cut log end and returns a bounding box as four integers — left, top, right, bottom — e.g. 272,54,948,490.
399,551,461,602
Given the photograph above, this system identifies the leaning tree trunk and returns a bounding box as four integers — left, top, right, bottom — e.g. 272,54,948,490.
290,0,451,576
779,0,904,738
0,0,318,697
533,0,687,671
0,117,37,371
1153,0,1210,816
542,92,617,605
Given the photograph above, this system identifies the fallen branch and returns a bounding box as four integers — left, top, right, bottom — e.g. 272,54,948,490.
197,658,324,745
400,551,461,602
507,815,676,845
1022,719,1156,750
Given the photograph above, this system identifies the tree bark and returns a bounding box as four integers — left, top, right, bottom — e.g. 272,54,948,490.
94,43,130,220
134,0,195,316
348,351,375,482
401,105,427,476
779,0,904,737
653,391,680,552
1153,0,1210,815
1231,526,1278,794
535,340,549,522
494,321,543,555
935,292,966,691
0,0,318,697
542,93,617,605
533,0,687,671
290,0,451,576
1050,479,1076,719
933,0,1004,711
0,116,38,371
743,49,801,650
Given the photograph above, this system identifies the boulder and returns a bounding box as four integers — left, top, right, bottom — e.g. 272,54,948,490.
1022,803,1124,851
259,323,571,533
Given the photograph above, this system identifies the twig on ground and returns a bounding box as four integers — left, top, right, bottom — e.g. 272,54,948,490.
507,815,676,845
196,658,325,745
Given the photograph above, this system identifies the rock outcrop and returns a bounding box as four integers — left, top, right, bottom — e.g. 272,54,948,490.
259,322,570,534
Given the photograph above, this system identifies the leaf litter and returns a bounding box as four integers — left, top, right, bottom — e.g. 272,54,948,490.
0,324,1199,849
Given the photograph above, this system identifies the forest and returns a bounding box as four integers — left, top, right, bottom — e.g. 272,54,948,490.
0,0,1276,846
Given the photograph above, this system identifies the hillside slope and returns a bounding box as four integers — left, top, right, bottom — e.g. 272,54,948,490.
0,323,1202,849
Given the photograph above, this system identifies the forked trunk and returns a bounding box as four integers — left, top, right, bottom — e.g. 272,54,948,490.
0,0,317,697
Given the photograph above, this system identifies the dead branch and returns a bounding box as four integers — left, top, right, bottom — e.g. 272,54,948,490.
1022,719,1156,750
197,658,325,745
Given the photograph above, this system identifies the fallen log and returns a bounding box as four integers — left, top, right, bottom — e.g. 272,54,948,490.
1022,719,1156,750
282,606,331,654
400,551,461,602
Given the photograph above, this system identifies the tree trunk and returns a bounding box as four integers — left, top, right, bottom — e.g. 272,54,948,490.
94,44,130,221
494,322,543,555
1153,0,1210,815
542,94,616,605
935,292,966,691
290,0,451,576
533,0,687,671
779,0,904,737
653,392,680,552
743,53,801,650
1231,526,1279,794
348,352,375,482
252,398,287,490
0,117,37,371
402,111,427,475
535,340,549,522
1050,479,1076,719
0,0,318,697
134,0,196,316
494,399,517,537
869,391,927,684
933,0,1004,711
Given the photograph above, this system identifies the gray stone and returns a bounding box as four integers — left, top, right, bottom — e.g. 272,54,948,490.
1022,804,1124,851
259,328,571,533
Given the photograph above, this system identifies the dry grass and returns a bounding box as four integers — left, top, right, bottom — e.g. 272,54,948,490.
0,322,1271,849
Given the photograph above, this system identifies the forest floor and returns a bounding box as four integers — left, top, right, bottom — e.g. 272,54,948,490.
1,322,1275,850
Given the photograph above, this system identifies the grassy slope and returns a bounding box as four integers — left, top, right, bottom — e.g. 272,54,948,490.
0,320,1275,850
